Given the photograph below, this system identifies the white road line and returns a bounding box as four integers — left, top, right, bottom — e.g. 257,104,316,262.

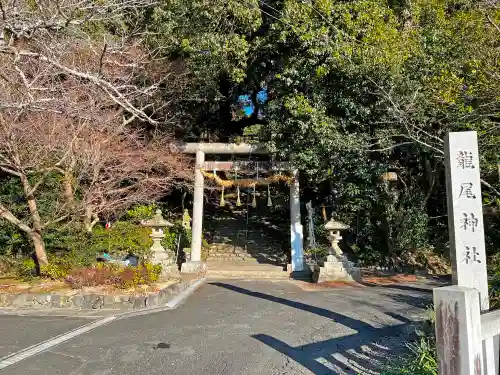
0,315,116,370
0,278,206,371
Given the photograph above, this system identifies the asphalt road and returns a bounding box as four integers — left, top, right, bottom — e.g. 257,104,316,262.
0,280,437,375
0,315,92,358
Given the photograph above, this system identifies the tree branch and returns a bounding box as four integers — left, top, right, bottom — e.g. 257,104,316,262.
0,165,22,177
0,203,33,234
43,214,70,228
481,179,500,198
366,142,414,152
486,13,500,34
1,47,159,125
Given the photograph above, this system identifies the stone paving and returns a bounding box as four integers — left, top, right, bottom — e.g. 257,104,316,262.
0,279,442,375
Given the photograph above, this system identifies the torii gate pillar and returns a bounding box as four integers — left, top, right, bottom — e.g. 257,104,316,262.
190,150,205,262
290,169,304,271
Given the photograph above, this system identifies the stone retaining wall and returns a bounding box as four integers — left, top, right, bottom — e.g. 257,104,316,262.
0,280,192,310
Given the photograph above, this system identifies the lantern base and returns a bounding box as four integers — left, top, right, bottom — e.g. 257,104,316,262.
181,261,207,276
313,255,361,283
158,264,180,278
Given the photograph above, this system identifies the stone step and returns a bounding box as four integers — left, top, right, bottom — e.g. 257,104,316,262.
208,253,253,257
207,254,283,261
208,247,285,256
207,251,254,256
205,260,311,280
208,250,284,257
208,248,251,253
208,256,259,262
206,270,291,279
207,263,288,279
206,268,311,281
207,258,283,270
210,251,283,256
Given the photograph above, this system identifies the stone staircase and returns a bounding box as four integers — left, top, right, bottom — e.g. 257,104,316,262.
203,206,311,280
206,261,290,279
205,235,291,279
207,243,261,262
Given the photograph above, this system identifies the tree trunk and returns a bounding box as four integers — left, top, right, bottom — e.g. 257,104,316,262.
20,174,48,265
63,170,75,204
30,231,48,266
83,205,99,232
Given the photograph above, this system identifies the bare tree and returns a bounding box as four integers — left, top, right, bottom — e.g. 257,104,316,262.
0,0,193,265
0,111,192,265
0,0,187,126
0,113,75,265
69,124,192,232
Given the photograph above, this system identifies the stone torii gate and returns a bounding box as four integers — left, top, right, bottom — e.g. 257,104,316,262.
171,143,305,273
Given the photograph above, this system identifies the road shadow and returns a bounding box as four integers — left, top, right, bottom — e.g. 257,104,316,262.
360,276,450,294
211,282,418,374
380,291,433,309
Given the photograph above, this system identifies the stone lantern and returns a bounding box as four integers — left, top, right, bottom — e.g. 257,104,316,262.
313,217,361,283
324,218,350,261
142,209,175,276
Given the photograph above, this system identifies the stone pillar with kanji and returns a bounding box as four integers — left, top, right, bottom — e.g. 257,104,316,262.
444,131,498,374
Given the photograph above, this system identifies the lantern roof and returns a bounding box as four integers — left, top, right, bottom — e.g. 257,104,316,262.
142,209,173,228
324,218,349,231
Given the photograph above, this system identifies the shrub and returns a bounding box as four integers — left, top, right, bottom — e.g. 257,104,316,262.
17,258,37,279
40,263,69,279
381,337,438,375
64,263,162,289
126,203,157,221
89,221,153,261
0,255,21,277
488,253,500,309
65,265,119,289
118,263,162,289
304,245,329,262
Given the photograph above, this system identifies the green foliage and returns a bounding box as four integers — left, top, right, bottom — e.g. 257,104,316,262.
89,222,153,260
40,262,70,280
146,0,500,265
304,245,329,260
126,203,157,221
118,263,162,289
18,258,37,279
149,0,260,85
14,251,88,280
488,253,500,309
381,337,438,375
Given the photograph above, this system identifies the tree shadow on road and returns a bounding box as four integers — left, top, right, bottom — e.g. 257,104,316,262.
379,291,432,309
211,282,418,375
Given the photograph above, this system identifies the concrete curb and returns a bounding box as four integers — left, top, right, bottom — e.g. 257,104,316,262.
0,278,202,311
